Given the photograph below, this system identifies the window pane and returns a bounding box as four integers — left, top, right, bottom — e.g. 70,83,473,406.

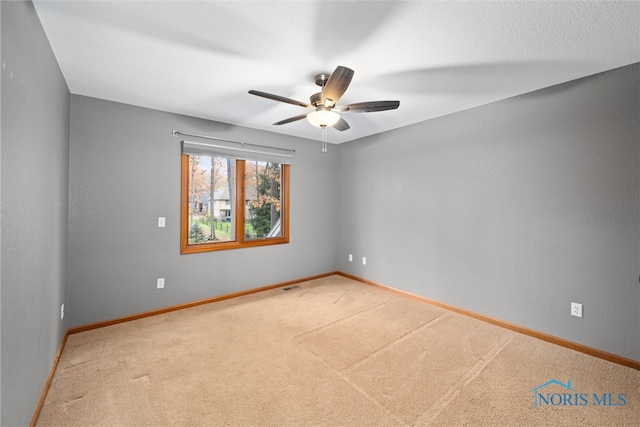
187,155,236,244
245,161,283,240
181,155,289,254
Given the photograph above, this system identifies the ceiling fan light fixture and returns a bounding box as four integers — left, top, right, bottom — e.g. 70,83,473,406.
307,108,340,128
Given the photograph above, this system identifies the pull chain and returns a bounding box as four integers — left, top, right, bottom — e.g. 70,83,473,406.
321,125,328,153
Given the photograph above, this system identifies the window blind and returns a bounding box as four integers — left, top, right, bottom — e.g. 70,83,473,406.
182,140,293,165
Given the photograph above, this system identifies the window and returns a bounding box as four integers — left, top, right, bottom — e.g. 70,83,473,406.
180,140,290,254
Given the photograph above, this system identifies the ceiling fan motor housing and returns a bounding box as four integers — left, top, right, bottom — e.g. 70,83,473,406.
310,92,323,107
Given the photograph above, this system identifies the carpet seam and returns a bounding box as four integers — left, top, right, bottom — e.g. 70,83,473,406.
343,312,450,374
295,337,410,426
415,332,517,426
292,293,402,341
333,288,351,304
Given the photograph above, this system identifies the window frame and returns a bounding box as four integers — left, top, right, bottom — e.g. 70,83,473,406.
180,154,290,254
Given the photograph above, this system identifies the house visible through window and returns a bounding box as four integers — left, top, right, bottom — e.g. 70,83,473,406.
180,140,290,254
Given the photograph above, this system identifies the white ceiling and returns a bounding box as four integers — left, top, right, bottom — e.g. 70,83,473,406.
33,1,640,144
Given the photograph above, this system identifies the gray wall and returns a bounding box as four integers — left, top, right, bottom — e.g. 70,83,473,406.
68,95,338,327
1,1,70,425
337,63,640,362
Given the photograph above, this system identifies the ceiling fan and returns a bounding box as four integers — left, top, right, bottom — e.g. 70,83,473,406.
249,65,399,152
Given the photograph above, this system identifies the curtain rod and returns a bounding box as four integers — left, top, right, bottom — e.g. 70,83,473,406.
172,130,296,153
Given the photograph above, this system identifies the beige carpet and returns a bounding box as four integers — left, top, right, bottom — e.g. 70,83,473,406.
37,275,640,426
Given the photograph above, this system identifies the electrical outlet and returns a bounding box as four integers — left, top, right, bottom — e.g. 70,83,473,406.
157,278,165,289
362,257,367,265
158,217,166,228
348,254,353,262
61,304,64,320
571,302,582,318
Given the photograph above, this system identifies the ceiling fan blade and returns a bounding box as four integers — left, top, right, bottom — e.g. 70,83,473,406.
273,113,309,126
249,90,313,109
321,66,354,107
333,117,350,131
337,100,400,113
